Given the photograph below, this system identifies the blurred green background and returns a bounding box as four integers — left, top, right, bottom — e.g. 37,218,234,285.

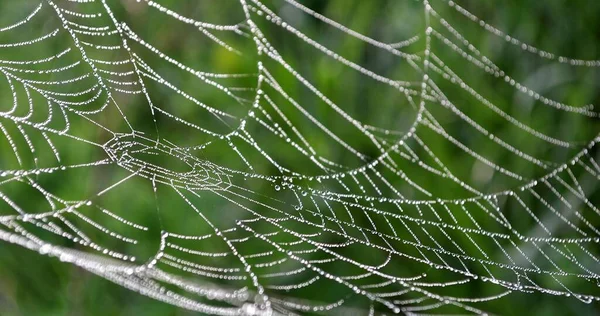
0,0,600,315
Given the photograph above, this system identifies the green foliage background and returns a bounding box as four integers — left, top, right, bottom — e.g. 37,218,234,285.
0,0,599,315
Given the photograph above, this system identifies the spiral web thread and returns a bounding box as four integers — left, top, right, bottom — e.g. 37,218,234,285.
0,0,600,315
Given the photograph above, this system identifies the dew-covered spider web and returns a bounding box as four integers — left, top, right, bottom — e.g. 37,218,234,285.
1,0,600,314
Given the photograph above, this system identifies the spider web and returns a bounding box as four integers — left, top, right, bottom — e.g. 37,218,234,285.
0,0,599,314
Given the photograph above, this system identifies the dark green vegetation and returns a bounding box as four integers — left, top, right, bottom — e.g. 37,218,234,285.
0,0,600,315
